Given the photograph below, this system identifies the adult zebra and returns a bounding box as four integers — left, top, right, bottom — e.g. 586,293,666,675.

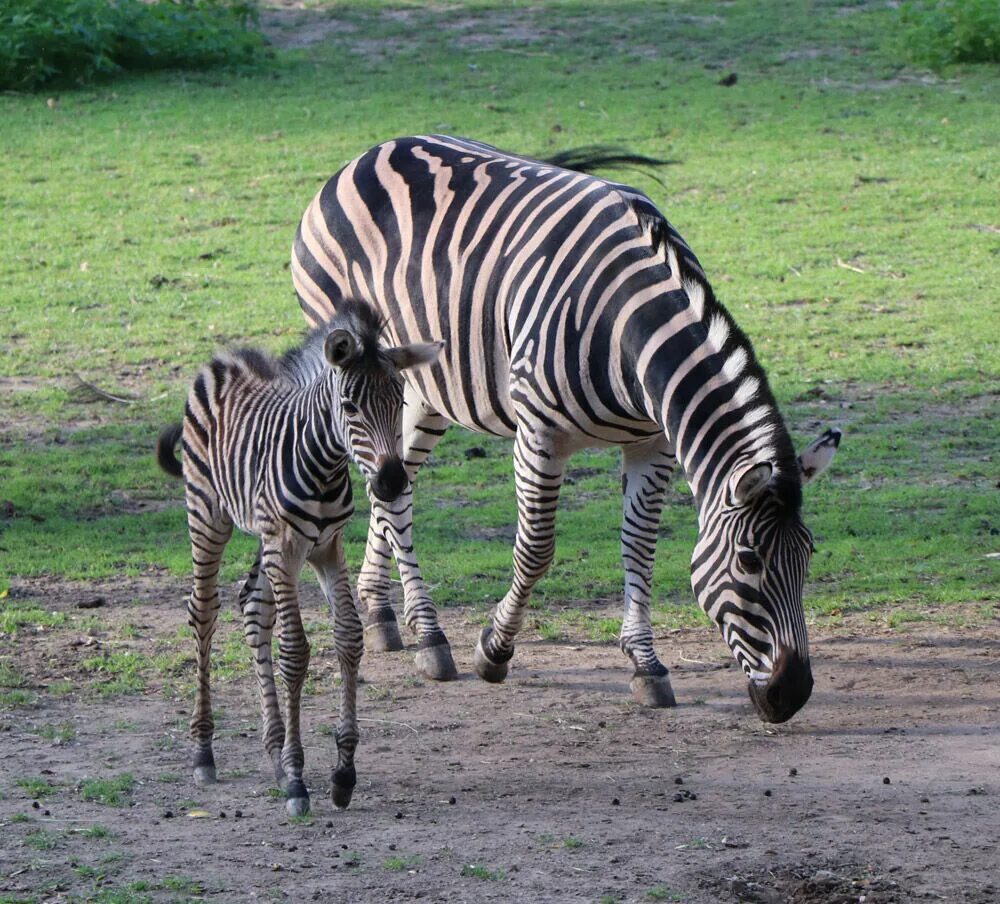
291,135,840,722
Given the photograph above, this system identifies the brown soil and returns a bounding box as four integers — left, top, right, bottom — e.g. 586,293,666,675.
1,577,998,903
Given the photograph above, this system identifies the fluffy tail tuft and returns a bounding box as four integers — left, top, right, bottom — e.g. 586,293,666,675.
156,423,184,478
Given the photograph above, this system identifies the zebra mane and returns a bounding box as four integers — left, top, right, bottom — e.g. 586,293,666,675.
637,205,802,514
278,297,389,384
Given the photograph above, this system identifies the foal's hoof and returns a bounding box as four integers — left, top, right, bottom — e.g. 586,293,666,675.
331,766,356,810
193,765,217,786
414,633,459,682
630,674,677,708
473,628,511,684
363,611,405,653
286,779,310,817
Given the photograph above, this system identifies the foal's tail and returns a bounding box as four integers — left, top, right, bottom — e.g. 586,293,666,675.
156,423,184,479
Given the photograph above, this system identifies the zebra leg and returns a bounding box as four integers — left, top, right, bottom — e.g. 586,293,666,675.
239,548,287,788
358,397,458,681
309,534,362,809
260,540,311,817
620,437,678,708
186,508,233,787
474,431,566,683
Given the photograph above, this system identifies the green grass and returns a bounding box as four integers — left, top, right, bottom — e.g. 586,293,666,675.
0,0,996,630
79,774,136,807
16,777,60,798
460,863,506,881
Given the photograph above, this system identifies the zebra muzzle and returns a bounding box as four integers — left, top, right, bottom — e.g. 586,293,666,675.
747,651,813,724
370,456,408,503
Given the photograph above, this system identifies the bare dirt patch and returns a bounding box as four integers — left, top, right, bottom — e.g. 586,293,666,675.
1,576,998,902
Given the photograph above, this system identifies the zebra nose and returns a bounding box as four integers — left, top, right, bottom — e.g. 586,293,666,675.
747,652,813,724
370,457,408,503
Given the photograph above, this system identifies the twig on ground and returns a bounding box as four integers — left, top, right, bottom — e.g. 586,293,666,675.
70,374,138,405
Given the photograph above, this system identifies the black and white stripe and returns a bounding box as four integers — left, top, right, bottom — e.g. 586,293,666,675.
157,298,442,815
291,136,840,721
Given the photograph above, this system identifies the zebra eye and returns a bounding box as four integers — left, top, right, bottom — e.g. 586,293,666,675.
736,549,763,575
342,400,359,417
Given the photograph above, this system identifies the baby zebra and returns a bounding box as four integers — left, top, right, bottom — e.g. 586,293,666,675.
157,298,443,816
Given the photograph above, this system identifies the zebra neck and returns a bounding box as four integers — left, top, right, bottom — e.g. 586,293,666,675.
293,376,349,478
629,296,792,516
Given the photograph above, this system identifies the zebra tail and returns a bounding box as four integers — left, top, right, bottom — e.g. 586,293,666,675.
540,146,679,190
156,423,184,479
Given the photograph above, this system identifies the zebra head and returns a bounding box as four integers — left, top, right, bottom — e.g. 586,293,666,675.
691,428,841,723
323,308,443,503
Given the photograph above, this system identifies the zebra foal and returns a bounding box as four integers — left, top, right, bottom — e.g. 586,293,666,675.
157,298,442,816
292,135,841,722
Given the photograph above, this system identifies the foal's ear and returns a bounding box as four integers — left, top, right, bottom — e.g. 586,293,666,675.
729,461,774,507
797,428,842,486
325,329,361,368
384,340,445,372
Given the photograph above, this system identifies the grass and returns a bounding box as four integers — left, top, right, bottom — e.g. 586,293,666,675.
460,863,506,881
79,774,136,807
0,0,996,636
16,777,60,798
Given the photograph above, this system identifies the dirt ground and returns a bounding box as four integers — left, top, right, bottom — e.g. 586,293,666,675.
1,577,998,904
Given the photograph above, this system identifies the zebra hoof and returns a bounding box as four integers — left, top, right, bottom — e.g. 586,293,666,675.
363,617,405,653
331,765,356,809
192,765,217,786
473,632,510,684
414,636,459,682
630,674,677,708
286,795,311,818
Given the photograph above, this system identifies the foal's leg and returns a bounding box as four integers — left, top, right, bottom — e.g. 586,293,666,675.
309,533,363,809
239,548,286,787
620,435,678,708
186,504,233,786
260,537,311,817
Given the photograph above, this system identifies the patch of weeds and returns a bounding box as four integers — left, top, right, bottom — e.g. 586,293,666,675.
16,777,60,798
161,875,203,895
118,623,141,639
599,896,622,904
79,824,113,839
563,836,585,849
46,680,73,697
364,684,393,701
536,620,564,642
288,814,313,826
585,616,620,643
461,864,506,881
25,828,61,850
114,719,138,731
11,812,31,823
344,851,362,867
264,787,284,799
33,722,76,742
0,602,67,634
90,887,153,904
383,854,420,871
646,887,683,902
315,723,335,737
80,774,135,807
73,862,102,879
0,660,33,707
0,688,34,707
81,652,147,698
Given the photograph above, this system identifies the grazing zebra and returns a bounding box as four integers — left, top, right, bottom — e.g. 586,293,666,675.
156,298,443,815
291,135,841,722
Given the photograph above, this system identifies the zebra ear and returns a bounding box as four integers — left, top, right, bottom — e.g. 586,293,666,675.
324,329,361,368
729,461,774,507
384,340,445,372
797,428,841,486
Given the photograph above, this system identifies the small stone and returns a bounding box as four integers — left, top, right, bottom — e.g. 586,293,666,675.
789,768,798,777
611,798,620,806
234,810,243,819
395,810,404,819
163,810,174,819
219,811,226,819
689,793,697,801
764,789,772,797
32,801,40,810
388,843,397,851
920,797,929,803
674,777,684,785
448,796,456,805
673,792,684,802
883,777,891,785
43,809,51,816
326,821,333,829
464,446,487,459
